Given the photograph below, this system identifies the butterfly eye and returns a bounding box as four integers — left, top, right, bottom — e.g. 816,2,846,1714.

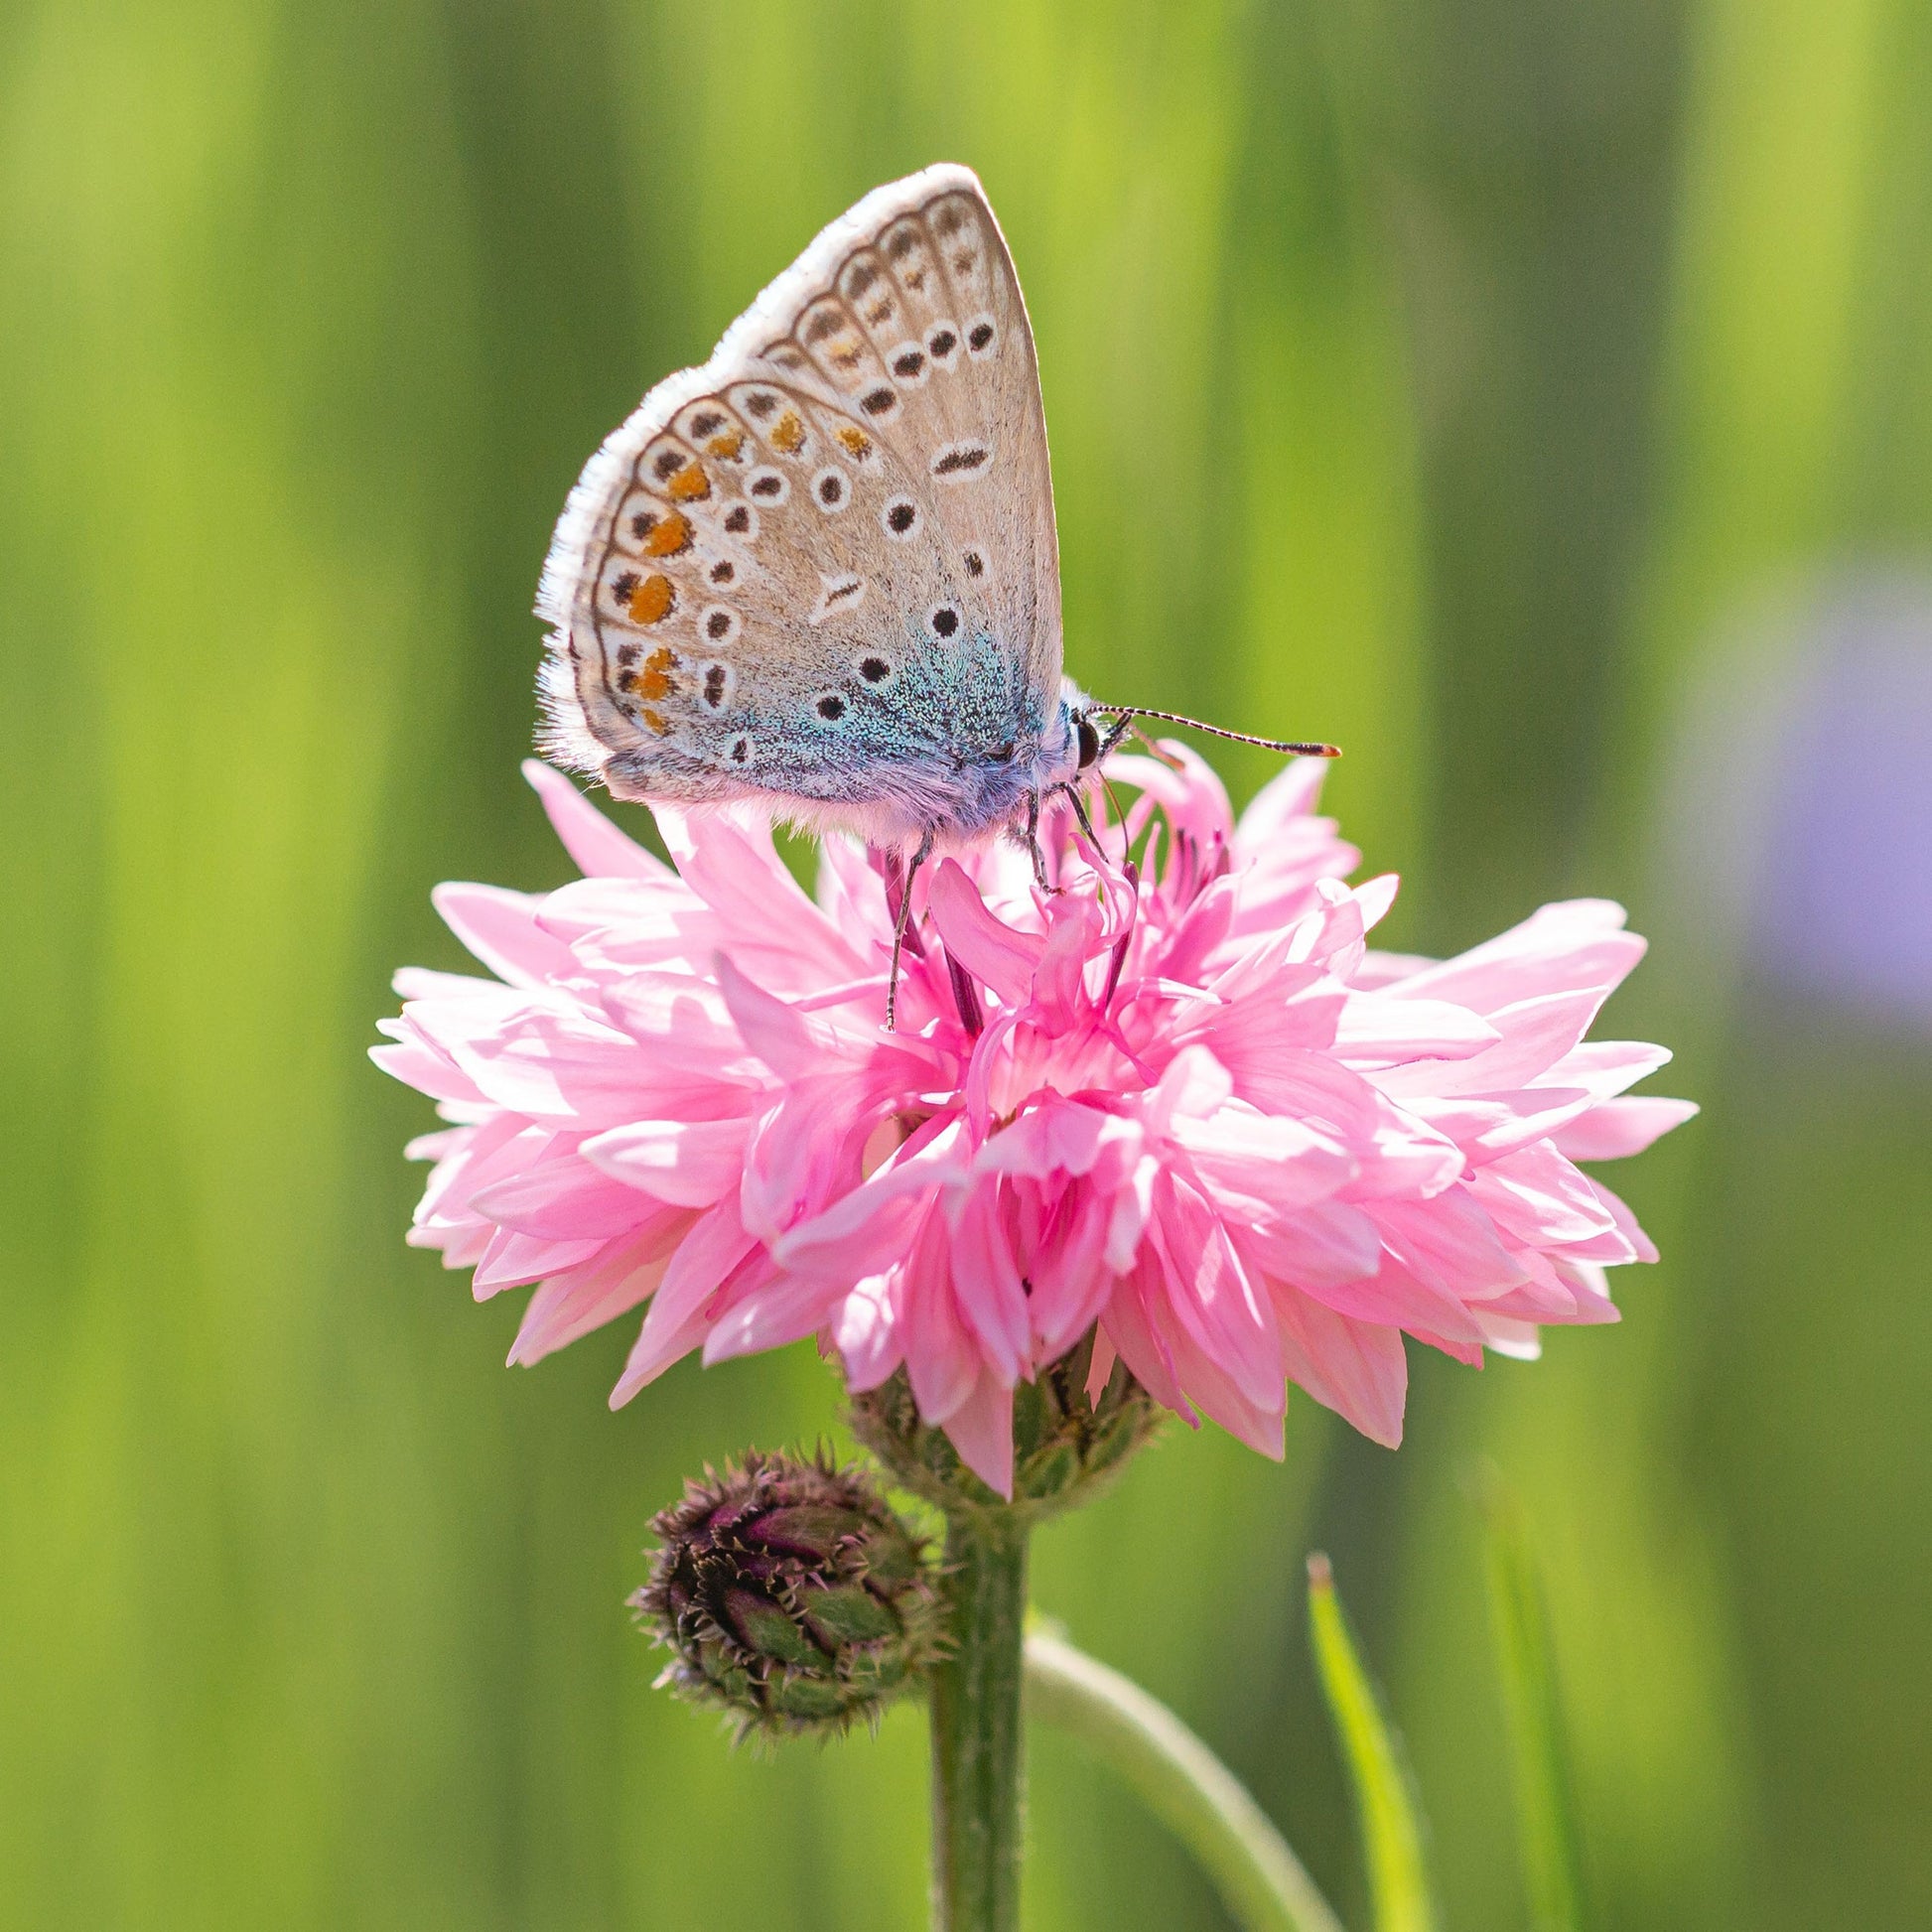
1076,716,1101,769
990,740,1017,764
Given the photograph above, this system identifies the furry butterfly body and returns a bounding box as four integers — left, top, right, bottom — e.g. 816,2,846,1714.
536,164,1081,850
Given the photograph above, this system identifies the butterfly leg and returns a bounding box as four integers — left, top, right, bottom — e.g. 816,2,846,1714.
885,828,935,1033
1023,789,1049,892
1056,780,1107,857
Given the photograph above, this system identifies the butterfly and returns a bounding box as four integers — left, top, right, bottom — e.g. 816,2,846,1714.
535,163,1335,1018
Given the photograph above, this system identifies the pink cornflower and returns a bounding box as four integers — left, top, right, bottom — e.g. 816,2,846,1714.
374,755,1694,1495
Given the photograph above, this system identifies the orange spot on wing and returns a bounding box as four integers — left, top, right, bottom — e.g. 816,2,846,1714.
771,410,807,455
628,574,675,624
705,431,744,461
640,708,669,735
642,512,692,557
635,645,676,701
667,462,711,502
837,426,873,460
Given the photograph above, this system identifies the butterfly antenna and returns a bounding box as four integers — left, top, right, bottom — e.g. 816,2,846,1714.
1097,768,1132,863
1092,705,1340,759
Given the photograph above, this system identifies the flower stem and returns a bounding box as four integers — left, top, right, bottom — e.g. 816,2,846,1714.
928,1511,1031,1932
1024,1627,1345,1932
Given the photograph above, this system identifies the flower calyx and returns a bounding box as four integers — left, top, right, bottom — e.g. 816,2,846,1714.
850,1332,1164,1524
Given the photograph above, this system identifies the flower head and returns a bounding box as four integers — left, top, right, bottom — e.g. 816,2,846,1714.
374,755,1694,1496
636,1449,941,1738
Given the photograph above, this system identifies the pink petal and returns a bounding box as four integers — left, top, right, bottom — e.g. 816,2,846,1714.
581,1117,752,1206
657,808,872,986
610,1199,758,1403
1405,1087,1595,1164
1332,995,1501,1064
943,1369,1017,1498
370,1023,488,1108
432,882,580,986
1146,1175,1281,1413
522,759,671,880
777,1117,967,1280
1388,900,1642,1015
901,1210,983,1425
834,1273,905,1392
1468,1143,1616,1247
1471,1311,1543,1359
738,1078,875,1243
1373,988,1613,1099
419,999,664,1126
1352,874,1401,932
1582,1176,1659,1264
1233,755,1333,848
1099,1257,1190,1419
949,1183,1032,1382
508,1238,674,1365
473,1224,606,1294
975,1098,1130,1181
1368,1190,1529,1299
700,1262,841,1363
1025,1185,1120,1359
1553,1095,1699,1162
1084,1328,1120,1406
1272,1290,1409,1447
925,860,1043,1005
1243,1199,1384,1290
1172,1107,1355,1216
1540,1039,1673,1098
1273,1247,1485,1344
470,1159,666,1240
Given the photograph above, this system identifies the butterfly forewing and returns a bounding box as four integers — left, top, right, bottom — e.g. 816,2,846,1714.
537,164,1064,842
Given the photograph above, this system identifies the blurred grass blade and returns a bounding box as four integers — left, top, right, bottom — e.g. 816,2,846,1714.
1479,1473,1589,1932
1307,1554,1438,1932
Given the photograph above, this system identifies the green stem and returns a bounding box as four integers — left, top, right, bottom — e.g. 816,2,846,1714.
1024,1628,1345,1932
928,1512,1031,1932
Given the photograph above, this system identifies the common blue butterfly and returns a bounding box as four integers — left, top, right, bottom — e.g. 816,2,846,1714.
535,164,1335,1016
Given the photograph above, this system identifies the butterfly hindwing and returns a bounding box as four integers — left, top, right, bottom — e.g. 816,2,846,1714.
537,164,1065,843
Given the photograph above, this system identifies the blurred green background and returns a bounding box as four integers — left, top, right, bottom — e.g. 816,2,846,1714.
4,0,1929,1925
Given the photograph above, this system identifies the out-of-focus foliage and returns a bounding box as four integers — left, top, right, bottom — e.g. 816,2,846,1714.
1308,1557,1437,1932
3,1,1928,1927
1479,1475,1589,1932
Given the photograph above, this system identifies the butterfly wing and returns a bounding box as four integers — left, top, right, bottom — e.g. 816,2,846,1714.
536,164,1066,845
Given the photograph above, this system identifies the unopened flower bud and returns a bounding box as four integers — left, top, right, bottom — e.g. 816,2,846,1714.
850,1330,1163,1520
633,1450,942,1738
